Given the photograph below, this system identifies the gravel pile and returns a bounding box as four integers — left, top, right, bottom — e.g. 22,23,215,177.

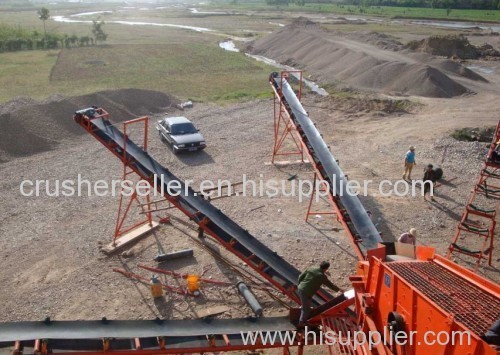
0,89,177,161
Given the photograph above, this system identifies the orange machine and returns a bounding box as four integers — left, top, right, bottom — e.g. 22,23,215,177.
349,243,499,355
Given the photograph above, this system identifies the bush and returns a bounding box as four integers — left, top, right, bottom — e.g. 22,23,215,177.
451,127,495,142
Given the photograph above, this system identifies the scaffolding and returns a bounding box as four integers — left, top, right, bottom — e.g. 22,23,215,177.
447,120,500,270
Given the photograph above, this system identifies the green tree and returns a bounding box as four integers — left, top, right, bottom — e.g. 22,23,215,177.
265,0,290,6
91,20,107,44
37,7,50,43
69,34,78,47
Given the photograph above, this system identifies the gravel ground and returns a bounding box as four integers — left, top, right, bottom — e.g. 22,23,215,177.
0,90,498,355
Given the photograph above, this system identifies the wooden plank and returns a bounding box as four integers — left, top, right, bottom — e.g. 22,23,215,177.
194,305,230,319
101,221,160,254
264,160,310,166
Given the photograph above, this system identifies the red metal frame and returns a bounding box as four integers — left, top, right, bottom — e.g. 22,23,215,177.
270,71,365,260
9,340,305,355
113,116,154,243
76,108,155,246
305,172,337,223
271,71,305,164
321,315,365,355
447,120,499,270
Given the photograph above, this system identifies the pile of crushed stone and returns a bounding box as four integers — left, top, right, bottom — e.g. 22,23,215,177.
0,89,177,162
247,19,487,98
406,34,499,59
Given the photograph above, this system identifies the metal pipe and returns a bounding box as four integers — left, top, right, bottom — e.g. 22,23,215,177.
154,249,194,262
237,281,263,317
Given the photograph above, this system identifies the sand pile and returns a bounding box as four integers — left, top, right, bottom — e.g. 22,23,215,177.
405,34,500,59
406,35,478,59
247,19,479,98
0,89,177,162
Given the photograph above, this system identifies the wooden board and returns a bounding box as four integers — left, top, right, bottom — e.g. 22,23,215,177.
194,305,230,318
101,221,160,254
264,159,310,166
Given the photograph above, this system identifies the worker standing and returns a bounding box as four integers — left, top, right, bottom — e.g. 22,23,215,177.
297,261,340,328
398,228,417,245
403,146,416,180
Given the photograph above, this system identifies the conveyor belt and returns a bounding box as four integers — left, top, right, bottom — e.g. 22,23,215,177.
74,109,337,307
270,73,382,255
0,317,295,344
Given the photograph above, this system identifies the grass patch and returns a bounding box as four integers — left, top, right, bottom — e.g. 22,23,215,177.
320,83,419,113
0,50,59,101
207,2,500,22
0,43,275,104
451,127,495,142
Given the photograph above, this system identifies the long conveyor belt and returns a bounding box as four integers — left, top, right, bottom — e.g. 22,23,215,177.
74,108,338,307
269,72,383,257
0,317,295,346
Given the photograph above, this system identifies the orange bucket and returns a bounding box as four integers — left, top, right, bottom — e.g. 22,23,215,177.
186,274,199,293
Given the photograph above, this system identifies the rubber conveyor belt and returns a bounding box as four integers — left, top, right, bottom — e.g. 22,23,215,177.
0,317,295,344
270,73,382,253
74,111,336,307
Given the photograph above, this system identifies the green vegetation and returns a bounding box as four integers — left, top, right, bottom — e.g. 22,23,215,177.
37,7,50,40
0,43,273,104
451,127,495,141
263,0,500,9
91,21,107,45
209,1,500,21
0,7,103,53
319,83,419,112
0,23,95,52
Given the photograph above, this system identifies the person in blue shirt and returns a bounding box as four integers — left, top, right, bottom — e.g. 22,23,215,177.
403,146,416,180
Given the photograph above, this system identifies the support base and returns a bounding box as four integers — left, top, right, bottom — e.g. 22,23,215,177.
102,221,160,254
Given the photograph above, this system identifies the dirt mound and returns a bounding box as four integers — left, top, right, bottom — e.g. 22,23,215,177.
247,22,470,98
430,59,488,82
476,43,500,57
406,35,479,59
0,89,177,162
346,31,404,51
288,16,319,29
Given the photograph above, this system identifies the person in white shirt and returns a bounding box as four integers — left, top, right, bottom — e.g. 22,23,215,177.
398,228,417,245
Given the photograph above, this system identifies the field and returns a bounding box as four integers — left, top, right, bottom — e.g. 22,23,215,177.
0,2,497,105
0,42,272,103
208,1,500,22
0,4,287,103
